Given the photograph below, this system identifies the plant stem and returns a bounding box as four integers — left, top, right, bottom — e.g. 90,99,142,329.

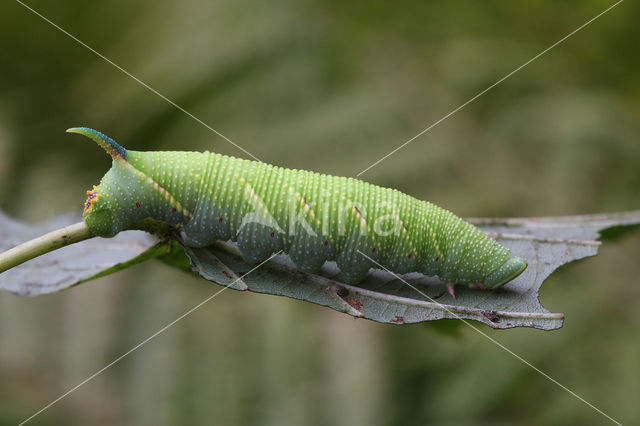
0,222,93,273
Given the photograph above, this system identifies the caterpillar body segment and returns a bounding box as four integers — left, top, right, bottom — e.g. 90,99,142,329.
69,128,527,289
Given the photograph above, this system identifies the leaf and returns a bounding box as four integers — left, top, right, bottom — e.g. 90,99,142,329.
183,211,640,330
0,212,163,296
1,211,639,330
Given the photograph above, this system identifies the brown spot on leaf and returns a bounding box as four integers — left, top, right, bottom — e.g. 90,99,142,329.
391,316,405,324
483,311,500,322
344,297,364,311
172,207,177,213
270,232,275,238
223,271,233,279
136,202,141,208
332,283,349,298
219,217,223,223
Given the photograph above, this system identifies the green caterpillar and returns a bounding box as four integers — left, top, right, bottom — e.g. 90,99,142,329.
70,127,527,292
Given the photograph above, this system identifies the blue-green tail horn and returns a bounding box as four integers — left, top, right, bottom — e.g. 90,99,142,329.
66,127,127,160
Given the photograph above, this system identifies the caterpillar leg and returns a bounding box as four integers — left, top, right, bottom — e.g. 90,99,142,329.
288,231,333,275
290,262,323,275
236,223,284,263
334,267,370,285
334,240,372,284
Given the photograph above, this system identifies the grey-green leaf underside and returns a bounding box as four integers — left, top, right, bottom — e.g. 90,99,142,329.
0,212,162,296
182,211,640,330
2,210,639,329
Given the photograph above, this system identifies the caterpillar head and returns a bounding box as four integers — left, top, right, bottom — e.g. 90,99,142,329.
67,127,127,238
483,256,528,289
81,183,119,237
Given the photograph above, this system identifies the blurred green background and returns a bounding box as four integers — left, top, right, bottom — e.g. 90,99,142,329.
1,1,639,424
